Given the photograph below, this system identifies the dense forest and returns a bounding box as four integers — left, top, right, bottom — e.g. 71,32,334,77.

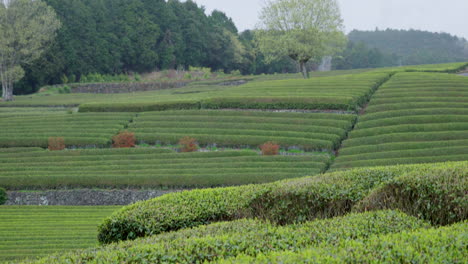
348,29,468,66
16,0,296,94
14,0,468,95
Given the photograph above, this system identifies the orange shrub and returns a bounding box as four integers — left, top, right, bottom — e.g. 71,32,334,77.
48,137,65,151
260,141,280,156
179,136,198,152
112,132,136,148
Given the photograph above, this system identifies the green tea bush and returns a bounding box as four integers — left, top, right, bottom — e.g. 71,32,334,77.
97,161,462,244
0,187,7,205
355,163,467,225
30,211,428,264
79,101,201,112
0,150,328,190
221,222,467,264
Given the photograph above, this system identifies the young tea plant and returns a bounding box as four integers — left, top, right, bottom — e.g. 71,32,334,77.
112,132,136,148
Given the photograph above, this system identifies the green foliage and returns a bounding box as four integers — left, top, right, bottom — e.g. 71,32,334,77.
221,222,467,263
0,112,134,148
75,72,390,112
79,73,131,83
255,0,346,78
333,41,399,70
28,211,428,264
356,164,467,225
97,161,464,244
0,0,61,101
0,206,120,262
79,101,202,112
127,110,355,151
0,149,329,190
349,29,468,66
333,72,468,169
0,187,6,205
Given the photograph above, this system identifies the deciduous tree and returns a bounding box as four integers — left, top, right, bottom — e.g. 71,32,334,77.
255,0,346,78
0,0,60,101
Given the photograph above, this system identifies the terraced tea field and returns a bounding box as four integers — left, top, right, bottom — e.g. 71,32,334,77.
332,72,468,169
0,112,134,148
129,110,356,151
0,149,330,190
1,63,467,263
3,72,390,112
0,206,120,261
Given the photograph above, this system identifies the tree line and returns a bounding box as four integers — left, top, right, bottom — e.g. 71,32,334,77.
5,0,468,96
15,0,299,95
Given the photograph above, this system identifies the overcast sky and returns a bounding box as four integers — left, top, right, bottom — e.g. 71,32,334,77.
192,0,468,39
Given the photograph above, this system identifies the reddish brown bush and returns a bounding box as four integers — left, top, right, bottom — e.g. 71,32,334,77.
112,132,136,148
260,141,280,156
179,136,198,152
48,137,65,151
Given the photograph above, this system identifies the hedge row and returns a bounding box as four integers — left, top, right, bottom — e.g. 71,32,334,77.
338,139,468,156
343,131,467,147
366,102,468,113
221,222,467,264
0,206,120,262
356,164,467,225
334,72,468,168
356,115,468,129
97,161,466,244
0,150,329,189
78,72,391,112
0,112,134,147
335,146,468,163
135,133,336,151
350,122,468,138
359,108,468,122
135,110,357,121
126,110,354,151
25,211,429,264
331,154,468,169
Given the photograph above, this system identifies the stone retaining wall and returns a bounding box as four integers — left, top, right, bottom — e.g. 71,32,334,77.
5,189,180,206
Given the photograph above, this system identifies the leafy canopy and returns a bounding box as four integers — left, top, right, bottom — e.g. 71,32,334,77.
0,0,60,100
255,0,346,77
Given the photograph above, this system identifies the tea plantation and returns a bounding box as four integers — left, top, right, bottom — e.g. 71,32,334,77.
128,110,356,151
332,72,468,169
0,206,119,261
0,63,467,263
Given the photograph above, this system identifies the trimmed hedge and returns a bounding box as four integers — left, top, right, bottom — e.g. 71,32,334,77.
335,146,468,163
73,72,391,112
331,154,468,169
127,110,355,151
356,115,468,129
0,206,120,262
355,164,467,225
221,222,468,264
27,211,429,264
338,139,468,156
0,150,329,190
359,108,468,122
201,97,354,111
350,123,468,138
0,112,134,148
79,101,201,112
97,161,465,244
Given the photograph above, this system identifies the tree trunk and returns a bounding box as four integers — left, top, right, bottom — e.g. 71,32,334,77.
2,81,13,101
299,61,309,79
